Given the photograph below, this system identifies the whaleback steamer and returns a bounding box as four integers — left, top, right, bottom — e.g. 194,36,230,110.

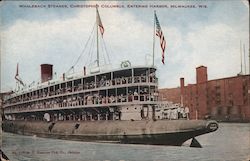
2,8,218,146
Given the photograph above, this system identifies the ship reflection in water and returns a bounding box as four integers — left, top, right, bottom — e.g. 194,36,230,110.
2,123,249,161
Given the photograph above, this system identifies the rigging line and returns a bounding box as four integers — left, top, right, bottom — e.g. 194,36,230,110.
101,37,111,64
82,31,93,67
88,31,96,67
100,37,107,65
84,26,96,67
102,37,111,65
91,30,97,65
66,23,96,73
77,22,96,67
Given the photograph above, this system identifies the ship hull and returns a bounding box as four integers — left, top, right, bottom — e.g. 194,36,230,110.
2,120,218,146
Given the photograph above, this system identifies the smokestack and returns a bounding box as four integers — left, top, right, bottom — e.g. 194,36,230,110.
180,78,185,106
180,78,184,94
180,78,184,87
196,66,207,84
83,66,86,76
41,64,53,83
62,73,65,81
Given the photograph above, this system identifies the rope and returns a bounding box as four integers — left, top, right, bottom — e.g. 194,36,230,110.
101,36,111,65
88,31,96,67
67,21,113,71
66,23,96,74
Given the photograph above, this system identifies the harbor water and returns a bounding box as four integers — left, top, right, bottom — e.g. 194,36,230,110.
2,123,250,161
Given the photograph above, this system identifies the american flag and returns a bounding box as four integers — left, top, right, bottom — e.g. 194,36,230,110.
155,13,166,64
96,8,104,37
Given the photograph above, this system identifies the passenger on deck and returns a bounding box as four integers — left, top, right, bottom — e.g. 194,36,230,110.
102,97,107,104
116,78,121,85
109,95,115,103
134,77,139,83
128,91,133,102
100,77,105,87
117,95,122,102
121,77,126,84
90,81,95,88
134,90,138,96
97,95,103,104
141,74,146,82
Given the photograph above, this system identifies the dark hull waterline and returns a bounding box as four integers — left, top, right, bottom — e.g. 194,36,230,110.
2,119,218,146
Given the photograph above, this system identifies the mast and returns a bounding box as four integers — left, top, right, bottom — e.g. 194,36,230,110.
152,11,156,67
0,42,1,93
96,7,99,67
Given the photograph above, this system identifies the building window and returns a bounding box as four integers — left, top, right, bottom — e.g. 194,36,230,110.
216,100,221,105
217,107,222,115
243,98,247,104
215,85,220,89
227,106,232,115
229,100,234,106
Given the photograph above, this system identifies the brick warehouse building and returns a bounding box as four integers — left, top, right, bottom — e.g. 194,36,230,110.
159,66,250,122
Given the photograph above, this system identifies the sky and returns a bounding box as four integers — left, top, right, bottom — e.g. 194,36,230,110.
0,0,249,92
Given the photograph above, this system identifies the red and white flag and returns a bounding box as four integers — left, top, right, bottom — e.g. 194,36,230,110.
15,63,24,86
96,8,104,37
155,13,166,64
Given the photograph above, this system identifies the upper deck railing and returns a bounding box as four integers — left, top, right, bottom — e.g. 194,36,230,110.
4,74,158,108
4,92,159,114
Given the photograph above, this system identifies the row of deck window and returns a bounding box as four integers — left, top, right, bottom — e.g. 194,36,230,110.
5,93,159,113
6,112,121,122
5,75,157,105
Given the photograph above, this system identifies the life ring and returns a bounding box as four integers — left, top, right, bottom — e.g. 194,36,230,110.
106,81,110,86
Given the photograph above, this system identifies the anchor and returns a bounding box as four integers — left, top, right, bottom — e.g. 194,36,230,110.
48,122,56,132
190,137,202,148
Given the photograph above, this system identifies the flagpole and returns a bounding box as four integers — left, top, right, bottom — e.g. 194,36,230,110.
240,40,242,74
152,11,156,67
249,47,250,75
96,6,99,67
